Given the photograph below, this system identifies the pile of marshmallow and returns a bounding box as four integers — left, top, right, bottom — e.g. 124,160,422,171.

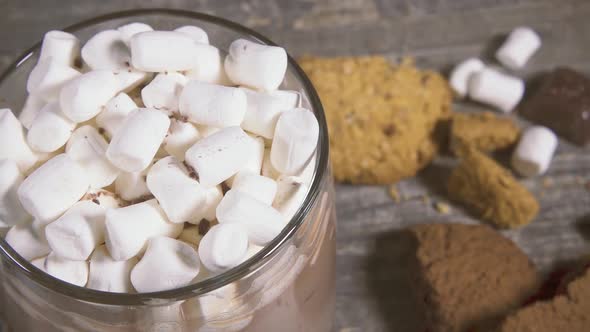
0,22,319,293
449,26,557,178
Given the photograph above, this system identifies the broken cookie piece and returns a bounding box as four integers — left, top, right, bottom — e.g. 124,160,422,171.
450,111,520,155
447,148,539,228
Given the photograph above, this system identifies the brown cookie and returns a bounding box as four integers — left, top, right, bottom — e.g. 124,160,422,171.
409,223,539,332
447,148,539,228
497,265,590,332
298,56,452,184
450,112,520,155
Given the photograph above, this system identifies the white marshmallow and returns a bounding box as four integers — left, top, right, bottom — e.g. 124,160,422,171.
26,58,80,101
106,109,170,172
231,173,277,205
5,222,50,260
96,93,137,138
179,81,247,128
261,148,280,180
193,283,252,331
45,201,105,261
87,245,138,293
468,68,525,113
449,58,485,98
174,25,209,44
242,243,264,263
130,31,199,72
114,158,156,202
198,223,248,273
17,154,89,222
117,22,154,46
19,94,46,129
224,39,287,91
184,45,230,85
297,153,316,187
44,251,88,287
0,109,40,173
116,70,153,93
66,125,120,189
240,88,299,139
195,124,220,138
39,30,80,67
511,126,558,177
184,126,255,187
0,159,29,228
26,102,75,153
104,199,183,261
271,108,319,175
60,70,120,123
178,220,214,249
141,72,187,112
163,119,200,160
226,135,265,187
30,255,46,270
146,156,206,223
496,27,541,70
273,176,309,221
81,189,124,209
216,190,286,246
81,30,130,71
189,185,223,224
131,236,200,292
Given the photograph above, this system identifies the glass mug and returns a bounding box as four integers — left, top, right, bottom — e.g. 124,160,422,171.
0,9,336,332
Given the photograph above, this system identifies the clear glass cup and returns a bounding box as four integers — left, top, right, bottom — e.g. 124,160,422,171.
0,9,336,332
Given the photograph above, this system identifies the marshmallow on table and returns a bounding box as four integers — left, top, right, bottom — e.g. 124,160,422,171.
81,30,130,71
198,223,248,273
146,156,206,224
216,189,287,246
184,45,230,85
44,251,88,287
468,68,525,113
231,173,277,205
44,201,105,261
59,70,120,123
184,126,255,187
105,199,183,261
174,25,209,44
26,58,80,102
449,58,485,98
17,153,89,222
273,176,309,221
261,148,280,180
179,81,247,128
66,125,120,189
39,30,80,67
26,102,76,153
87,245,137,293
511,126,558,177
226,135,265,187
131,236,200,292
496,27,541,70
106,109,170,172
130,31,199,72
117,22,153,46
116,70,153,93
114,160,154,201
141,72,187,112
96,93,138,138
81,189,124,209
240,88,299,139
5,222,50,260
19,94,46,130
224,39,287,91
271,108,319,175
0,109,40,173
0,159,30,228
163,119,200,160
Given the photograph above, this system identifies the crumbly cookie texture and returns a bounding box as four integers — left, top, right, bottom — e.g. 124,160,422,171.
447,148,539,228
409,223,539,332
450,111,520,155
498,265,590,332
298,56,452,184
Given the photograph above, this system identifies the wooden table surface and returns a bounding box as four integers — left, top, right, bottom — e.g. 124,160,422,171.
1,0,590,331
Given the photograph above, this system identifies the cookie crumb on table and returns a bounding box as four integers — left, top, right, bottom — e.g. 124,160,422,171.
298,56,452,184
447,148,539,228
449,111,520,155
434,202,451,214
388,184,400,202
